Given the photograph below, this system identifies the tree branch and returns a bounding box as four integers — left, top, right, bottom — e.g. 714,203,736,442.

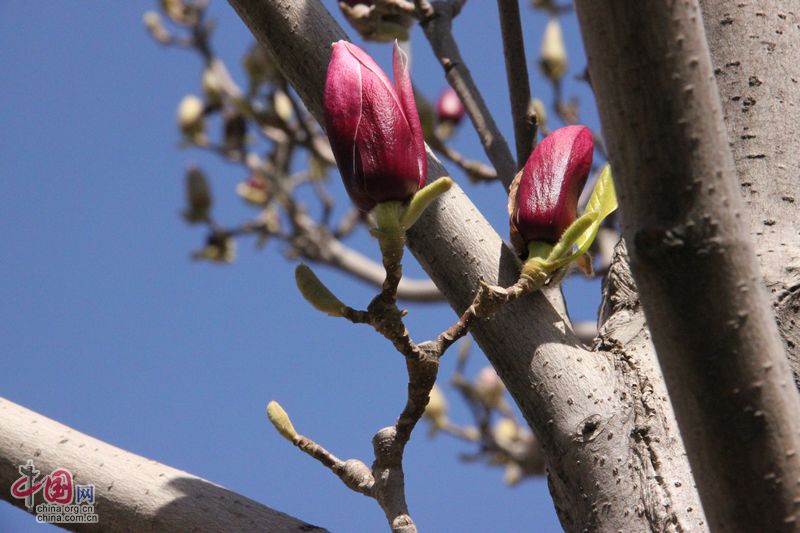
496,0,535,167
227,1,705,530
699,0,800,385
413,0,517,186
575,2,800,530
0,397,326,532
310,235,444,302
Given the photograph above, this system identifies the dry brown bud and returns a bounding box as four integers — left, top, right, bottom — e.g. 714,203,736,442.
182,166,212,223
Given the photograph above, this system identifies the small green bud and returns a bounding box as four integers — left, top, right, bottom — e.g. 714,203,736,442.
266,401,297,441
295,265,346,317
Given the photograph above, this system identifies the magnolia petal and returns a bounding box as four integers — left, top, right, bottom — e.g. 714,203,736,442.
325,41,373,210
393,40,427,189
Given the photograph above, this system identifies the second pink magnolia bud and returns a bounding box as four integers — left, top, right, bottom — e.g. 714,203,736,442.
435,87,465,125
323,40,427,212
510,125,593,247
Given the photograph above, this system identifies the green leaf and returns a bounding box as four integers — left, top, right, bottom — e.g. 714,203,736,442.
552,165,618,268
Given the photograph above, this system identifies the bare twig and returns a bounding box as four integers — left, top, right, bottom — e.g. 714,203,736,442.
414,0,516,187
497,0,534,167
428,137,498,182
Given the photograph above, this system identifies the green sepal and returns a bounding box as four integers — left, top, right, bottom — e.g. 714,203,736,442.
546,211,599,265
400,177,453,229
572,164,617,254
547,164,618,269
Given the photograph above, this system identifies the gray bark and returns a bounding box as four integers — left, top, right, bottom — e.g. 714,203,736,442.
0,397,324,532
700,1,800,384
575,2,800,531
227,0,704,531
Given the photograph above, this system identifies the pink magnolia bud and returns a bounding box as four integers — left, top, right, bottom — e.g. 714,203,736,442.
510,125,593,246
324,40,427,212
436,87,465,124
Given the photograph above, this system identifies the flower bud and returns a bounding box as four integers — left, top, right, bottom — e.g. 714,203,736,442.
531,98,547,131
177,94,205,140
273,90,294,124
324,40,427,212
436,87,465,125
266,401,297,441
423,384,449,428
295,265,347,317
182,166,212,223
192,232,236,264
143,11,171,44
504,463,523,486
461,426,480,442
236,175,269,205
493,417,520,448
202,68,224,108
160,0,188,24
509,125,593,248
243,44,281,92
339,1,412,43
539,18,567,82
223,112,247,154
475,367,506,408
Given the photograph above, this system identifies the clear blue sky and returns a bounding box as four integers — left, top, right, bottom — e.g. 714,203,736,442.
0,2,600,531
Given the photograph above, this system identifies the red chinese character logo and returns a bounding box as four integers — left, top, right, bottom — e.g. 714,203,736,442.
43,469,73,504
10,476,44,499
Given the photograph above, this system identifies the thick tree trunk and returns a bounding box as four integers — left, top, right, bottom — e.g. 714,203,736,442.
575,2,800,531
700,0,800,384
227,1,704,530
